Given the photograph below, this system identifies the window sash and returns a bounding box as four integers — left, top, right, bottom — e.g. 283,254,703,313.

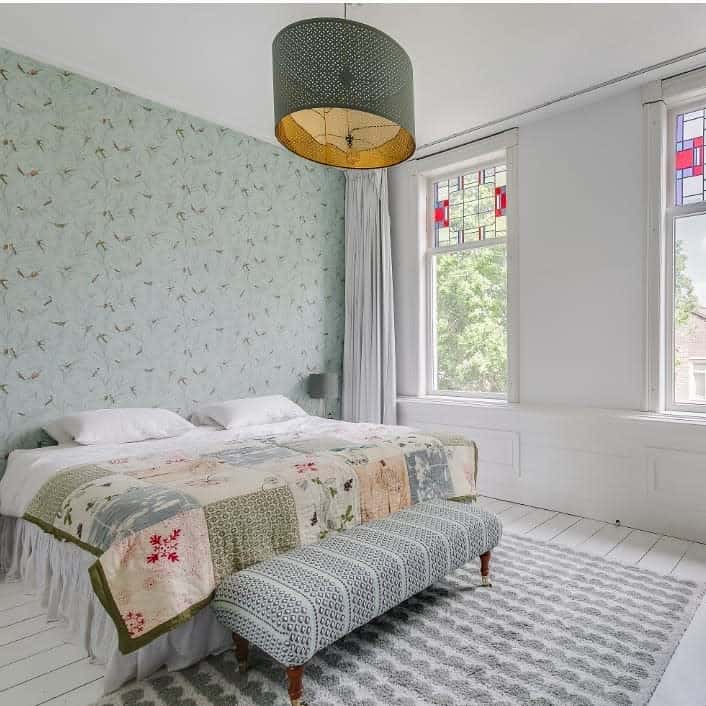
665,105,706,412
426,238,507,398
426,157,507,255
415,131,517,403
667,99,706,216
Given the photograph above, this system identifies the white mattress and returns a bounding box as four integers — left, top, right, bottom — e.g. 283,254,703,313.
0,415,342,517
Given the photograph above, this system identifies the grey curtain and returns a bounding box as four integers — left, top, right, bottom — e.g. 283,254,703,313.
342,169,397,424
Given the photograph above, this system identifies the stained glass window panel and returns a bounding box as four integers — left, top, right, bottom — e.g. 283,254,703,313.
432,164,507,247
675,109,705,206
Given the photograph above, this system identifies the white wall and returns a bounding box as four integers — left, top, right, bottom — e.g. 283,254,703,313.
518,89,644,408
390,87,706,542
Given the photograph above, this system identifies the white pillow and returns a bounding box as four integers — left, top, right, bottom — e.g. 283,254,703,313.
191,395,307,429
43,408,194,446
43,420,76,445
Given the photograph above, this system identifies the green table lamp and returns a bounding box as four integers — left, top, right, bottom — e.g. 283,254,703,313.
307,373,339,418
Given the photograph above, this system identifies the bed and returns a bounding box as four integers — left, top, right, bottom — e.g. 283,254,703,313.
0,415,477,692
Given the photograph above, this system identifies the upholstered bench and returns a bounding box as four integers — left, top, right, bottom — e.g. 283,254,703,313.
212,499,502,706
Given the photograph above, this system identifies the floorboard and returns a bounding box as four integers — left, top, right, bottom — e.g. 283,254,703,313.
648,596,706,706
0,615,56,646
0,600,46,628
606,529,660,565
0,627,67,669
638,536,691,575
0,643,88,693
525,513,580,542
492,503,533,526
503,507,557,534
576,523,631,555
672,541,706,582
39,678,104,706
0,659,104,706
550,517,606,547
477,497,514,514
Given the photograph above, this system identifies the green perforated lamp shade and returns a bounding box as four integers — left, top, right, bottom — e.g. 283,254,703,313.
272,18,415,169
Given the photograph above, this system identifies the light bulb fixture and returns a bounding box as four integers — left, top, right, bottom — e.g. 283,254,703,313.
272,8,415,169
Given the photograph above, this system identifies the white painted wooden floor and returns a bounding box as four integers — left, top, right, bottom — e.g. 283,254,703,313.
1,497,705,706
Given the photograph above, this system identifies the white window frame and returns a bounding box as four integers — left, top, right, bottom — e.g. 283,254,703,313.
644,68,706,414
410,129,519,402
689,358,706,401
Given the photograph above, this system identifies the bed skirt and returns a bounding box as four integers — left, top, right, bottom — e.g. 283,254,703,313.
0,515,231,693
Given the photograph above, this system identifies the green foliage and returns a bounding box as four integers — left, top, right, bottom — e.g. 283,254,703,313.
675,239,698,329
435,245,507,393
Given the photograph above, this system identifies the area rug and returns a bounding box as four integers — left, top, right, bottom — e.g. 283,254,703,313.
94,532,705,706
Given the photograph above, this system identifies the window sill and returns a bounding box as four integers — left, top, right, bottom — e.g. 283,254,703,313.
398,395,511,409
622,410,706,427
398,399,706,427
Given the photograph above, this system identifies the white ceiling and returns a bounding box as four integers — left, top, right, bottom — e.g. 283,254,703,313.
2,3,706,151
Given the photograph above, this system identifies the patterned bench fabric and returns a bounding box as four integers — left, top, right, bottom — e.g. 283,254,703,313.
212,499,502,666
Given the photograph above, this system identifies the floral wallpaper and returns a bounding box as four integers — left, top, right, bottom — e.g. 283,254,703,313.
0,47,345,474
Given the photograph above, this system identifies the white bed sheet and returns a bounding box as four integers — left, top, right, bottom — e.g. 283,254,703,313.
0,415,348,517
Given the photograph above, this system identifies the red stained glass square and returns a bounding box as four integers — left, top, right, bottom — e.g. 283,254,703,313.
494,186,507,216
434,199,449,226
695,165,703,176
695,136,704,148
676,149,693,169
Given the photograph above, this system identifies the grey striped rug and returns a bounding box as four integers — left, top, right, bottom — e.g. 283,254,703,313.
95,532,705,706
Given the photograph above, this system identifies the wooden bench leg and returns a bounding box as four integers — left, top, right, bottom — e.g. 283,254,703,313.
480,550,492,587
287,665,305,706
233,633,249,673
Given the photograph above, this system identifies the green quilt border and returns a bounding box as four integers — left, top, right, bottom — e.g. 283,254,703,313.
23,513,213,654
88,559,214,654
23,513,102,557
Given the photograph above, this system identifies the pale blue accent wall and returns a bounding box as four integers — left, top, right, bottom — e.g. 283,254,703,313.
0,48,345,473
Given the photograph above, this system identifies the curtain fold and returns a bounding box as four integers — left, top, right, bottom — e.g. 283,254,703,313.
342,169,397,424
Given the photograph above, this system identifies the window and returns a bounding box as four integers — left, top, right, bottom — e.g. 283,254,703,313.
666,104,706,412
427,161,510,397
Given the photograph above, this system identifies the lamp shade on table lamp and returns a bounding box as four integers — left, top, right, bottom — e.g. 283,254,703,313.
307,373,339,400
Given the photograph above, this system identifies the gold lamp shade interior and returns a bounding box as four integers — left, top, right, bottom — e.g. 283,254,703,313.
276,107,415,169
272,18,416,169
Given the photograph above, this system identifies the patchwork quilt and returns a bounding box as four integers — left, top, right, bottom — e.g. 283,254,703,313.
22,422,478,654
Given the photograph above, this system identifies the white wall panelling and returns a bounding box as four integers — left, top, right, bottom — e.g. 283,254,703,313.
398,398,706,542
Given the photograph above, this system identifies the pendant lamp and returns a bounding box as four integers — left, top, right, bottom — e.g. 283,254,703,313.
272,11,415,169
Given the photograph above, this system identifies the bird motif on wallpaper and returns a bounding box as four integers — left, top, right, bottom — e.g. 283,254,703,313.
0,47,345,471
